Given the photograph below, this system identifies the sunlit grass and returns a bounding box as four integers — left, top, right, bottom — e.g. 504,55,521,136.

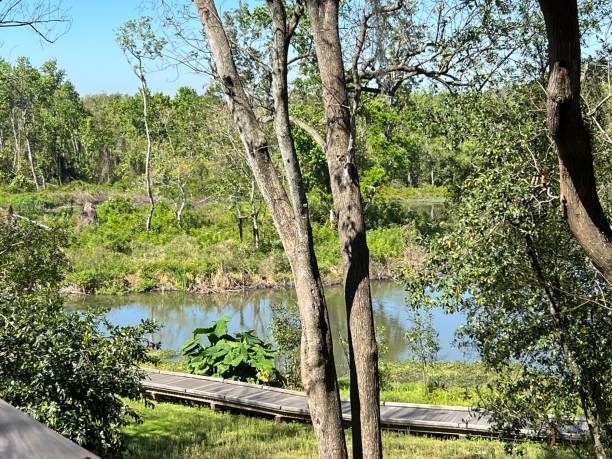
339,361,488,406
123,400,574,459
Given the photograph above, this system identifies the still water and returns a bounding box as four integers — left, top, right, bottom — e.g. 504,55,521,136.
67,281,472,373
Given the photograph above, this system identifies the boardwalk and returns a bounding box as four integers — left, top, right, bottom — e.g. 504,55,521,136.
0,398,99,459
143,369,587,440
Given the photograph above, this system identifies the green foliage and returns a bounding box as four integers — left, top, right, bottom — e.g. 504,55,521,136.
290,102,329,193
404,308,441,388
7,174,36,192
406,86,612,449
358,97,414,187
305,188,333,224
182,316,279,385
0,186,419,295
117,17,166,68
0,218,158,457
1,219,67,291
270,301,302,389
92,196,140,251
368,227,407,262
364,196,411,228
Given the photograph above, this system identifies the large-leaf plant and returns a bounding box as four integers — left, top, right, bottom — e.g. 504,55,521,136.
182,316,279,384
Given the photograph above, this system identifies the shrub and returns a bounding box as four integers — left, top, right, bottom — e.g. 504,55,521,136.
7,174,36,192
306,189,333,224
0,218,157,457
182,316,280,385
270,301,302,389
364,196,410,228
368,227,407,261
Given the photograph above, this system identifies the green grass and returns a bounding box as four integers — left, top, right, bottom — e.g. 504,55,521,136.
122,400,574,459
343,362,488,406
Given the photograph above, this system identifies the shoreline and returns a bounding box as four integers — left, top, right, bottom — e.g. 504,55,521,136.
61,266,403,297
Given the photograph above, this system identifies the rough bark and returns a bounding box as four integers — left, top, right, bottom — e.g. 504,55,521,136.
193,2,348,457
306,1,382,457
538,0,612,285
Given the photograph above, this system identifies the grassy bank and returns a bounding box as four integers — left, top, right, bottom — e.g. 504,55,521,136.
0,184,438,295
357,361,486,406
122,400,572,459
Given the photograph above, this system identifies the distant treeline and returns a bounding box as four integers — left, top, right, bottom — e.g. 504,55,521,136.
0,57,484,200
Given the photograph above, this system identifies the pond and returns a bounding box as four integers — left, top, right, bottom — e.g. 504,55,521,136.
66,281,474,374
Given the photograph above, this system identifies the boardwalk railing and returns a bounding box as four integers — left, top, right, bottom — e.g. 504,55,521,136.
0,398,99,459
142,369,588,441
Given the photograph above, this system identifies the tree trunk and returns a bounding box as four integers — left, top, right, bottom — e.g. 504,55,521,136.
249,180,260,250
237,209,245,242
176,179,186,228
71,132,80,166
25,135,39,190
538,0,612,284
11,111,20,173
139,73,155,231
193,2,348,457
564,352,608,459
306,1,382,458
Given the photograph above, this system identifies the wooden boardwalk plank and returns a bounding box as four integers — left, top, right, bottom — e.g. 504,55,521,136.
142,369,587,440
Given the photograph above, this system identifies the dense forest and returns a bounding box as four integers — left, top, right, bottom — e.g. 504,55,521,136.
0,56,457,294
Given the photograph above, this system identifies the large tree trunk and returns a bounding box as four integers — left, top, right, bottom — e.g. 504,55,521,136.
193,2,348,457
538,0,612,284
306,1,382,458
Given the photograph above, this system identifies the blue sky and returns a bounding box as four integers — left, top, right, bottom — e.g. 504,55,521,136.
0,0,209,95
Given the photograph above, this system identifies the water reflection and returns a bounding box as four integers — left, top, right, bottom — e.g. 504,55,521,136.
406,202,445,220
67,281,471,374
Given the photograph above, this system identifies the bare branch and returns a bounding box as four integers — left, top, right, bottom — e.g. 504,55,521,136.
289,116,325,150
286,2,304,41
0,0,70,44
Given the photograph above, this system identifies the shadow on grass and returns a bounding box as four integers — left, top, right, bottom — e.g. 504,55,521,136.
123,400,578,459
123,400,317,459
